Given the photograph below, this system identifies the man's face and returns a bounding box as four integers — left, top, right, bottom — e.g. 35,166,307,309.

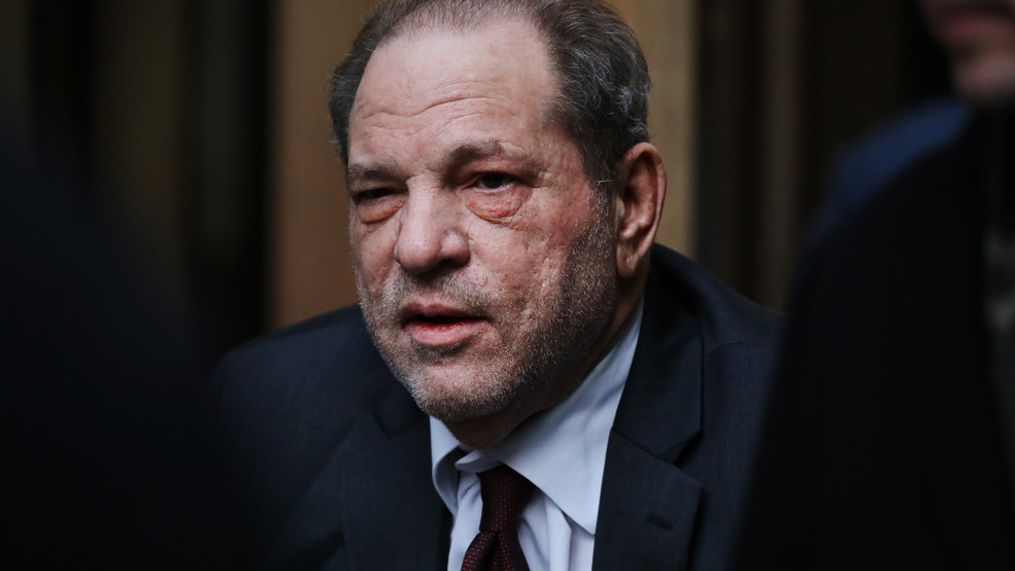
921,0,1015,105
346,20,619,429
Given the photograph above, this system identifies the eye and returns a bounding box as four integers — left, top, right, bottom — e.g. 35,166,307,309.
354,188,395,203
351,186,404,224
475,173,511,191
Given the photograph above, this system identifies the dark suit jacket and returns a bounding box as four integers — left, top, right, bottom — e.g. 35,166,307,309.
737,117,1015,570
214,245,781,570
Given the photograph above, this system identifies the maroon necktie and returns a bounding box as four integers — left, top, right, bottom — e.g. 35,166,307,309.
461,465,535,571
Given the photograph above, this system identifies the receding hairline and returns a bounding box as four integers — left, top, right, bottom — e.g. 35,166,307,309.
361,8,562,108
331,0,654,186
347,15,569,163
375,0,538,46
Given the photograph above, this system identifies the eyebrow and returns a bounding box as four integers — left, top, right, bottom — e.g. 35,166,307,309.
443,140,509,170
346,139,539,189
441,139,540,183
345,164,401,190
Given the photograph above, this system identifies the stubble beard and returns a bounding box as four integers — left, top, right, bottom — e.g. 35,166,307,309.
354,200,618,426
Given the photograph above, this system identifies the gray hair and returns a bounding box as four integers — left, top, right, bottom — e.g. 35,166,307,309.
328,0,652,185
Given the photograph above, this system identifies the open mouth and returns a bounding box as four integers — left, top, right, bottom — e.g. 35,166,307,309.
405,313,486,336
410,314,483,325
400,302,488,346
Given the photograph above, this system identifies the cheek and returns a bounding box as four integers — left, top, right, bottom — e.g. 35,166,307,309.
463,187,530,222
468,218,571,301
350,222,398,285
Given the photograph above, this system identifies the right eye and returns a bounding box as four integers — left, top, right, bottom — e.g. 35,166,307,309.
351,187,404,224
354,188,395,202
474,173,512,191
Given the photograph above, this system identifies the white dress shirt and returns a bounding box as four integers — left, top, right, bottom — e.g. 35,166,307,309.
430,300,643,571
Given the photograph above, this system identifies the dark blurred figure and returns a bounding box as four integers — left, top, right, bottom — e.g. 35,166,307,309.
2,132,247,568
739,1,1015,569
808,96,971,248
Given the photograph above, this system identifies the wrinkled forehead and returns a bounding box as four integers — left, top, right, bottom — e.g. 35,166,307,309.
354,18,556,114
347,19,562,159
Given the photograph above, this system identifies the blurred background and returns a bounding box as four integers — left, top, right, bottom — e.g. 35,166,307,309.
2,0,951,359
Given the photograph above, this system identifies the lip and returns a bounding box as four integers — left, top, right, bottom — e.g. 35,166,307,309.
401,300,487,347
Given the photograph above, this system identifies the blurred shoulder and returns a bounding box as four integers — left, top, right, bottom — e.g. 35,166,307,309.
212,305,396,419
210,306,400,548
221,306,371,368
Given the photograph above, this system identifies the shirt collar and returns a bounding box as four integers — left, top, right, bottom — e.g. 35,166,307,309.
430,298,644,535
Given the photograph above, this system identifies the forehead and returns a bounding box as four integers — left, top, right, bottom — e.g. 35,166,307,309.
348,19,560,163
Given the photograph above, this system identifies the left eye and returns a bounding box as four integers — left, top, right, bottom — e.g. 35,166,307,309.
475,173,510,190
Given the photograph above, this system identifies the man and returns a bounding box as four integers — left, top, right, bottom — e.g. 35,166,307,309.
737,1,1015,569
216,1,780,569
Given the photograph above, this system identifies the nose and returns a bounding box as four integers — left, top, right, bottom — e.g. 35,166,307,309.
394,189,470,274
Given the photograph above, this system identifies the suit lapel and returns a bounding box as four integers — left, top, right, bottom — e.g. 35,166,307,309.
272,386,450,570
593,269,704,571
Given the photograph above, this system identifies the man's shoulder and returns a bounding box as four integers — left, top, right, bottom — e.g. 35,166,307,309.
642,243,783,428
221,305,371,370
649,244,782,353
604,245,781,571
808,97,972,246
212,306,402,545
800,116,980,294
214,304,397,416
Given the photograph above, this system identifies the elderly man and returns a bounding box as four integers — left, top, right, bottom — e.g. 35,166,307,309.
216,1,779,569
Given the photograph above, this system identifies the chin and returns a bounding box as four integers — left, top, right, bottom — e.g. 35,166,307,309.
400,365,528,423
952,51,1015,106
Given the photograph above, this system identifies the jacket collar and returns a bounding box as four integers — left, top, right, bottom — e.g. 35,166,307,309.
271,384,449,570
593,265,704,571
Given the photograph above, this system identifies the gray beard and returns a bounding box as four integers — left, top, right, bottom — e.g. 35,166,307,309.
355,201,618,424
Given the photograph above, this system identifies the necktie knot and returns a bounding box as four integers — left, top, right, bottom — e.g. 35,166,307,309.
477,465,534,532
461,465,534,571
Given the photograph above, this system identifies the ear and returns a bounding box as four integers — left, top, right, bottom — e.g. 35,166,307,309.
614,142,666,280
